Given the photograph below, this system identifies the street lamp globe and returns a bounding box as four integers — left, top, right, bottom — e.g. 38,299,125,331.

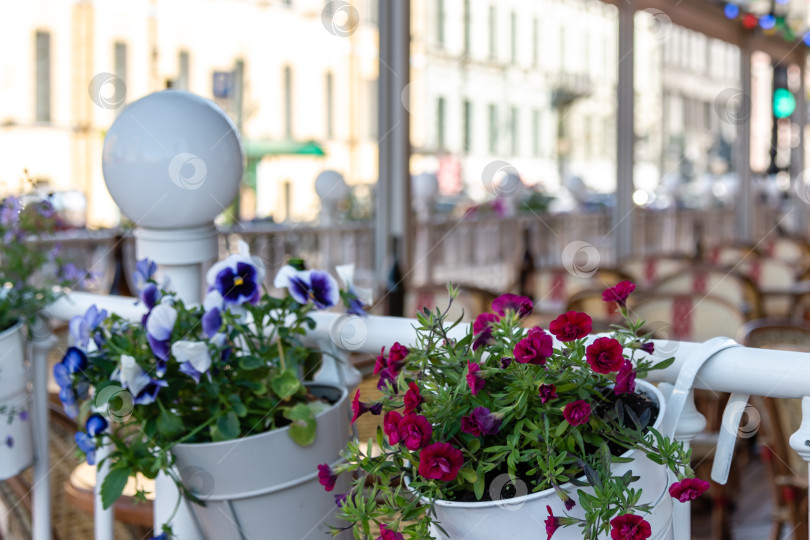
102,90,244,229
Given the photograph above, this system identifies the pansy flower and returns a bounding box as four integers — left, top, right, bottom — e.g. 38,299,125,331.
145,303,177,366
171,340,212,384
74,414,108,465
69,305,107,349
207,242,265,306
119,355,168,405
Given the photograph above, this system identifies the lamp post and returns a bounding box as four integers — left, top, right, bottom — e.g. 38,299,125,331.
102,89,245,538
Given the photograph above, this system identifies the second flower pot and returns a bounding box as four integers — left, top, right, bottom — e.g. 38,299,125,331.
419,380,674,540
171,383,351,539
0,320,34,480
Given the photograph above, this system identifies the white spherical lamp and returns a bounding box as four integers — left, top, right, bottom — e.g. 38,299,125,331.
102,90,244,229
315,170,349,203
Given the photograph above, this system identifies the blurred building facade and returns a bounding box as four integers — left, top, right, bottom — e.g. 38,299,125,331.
0,0,379,227
0,0,749,226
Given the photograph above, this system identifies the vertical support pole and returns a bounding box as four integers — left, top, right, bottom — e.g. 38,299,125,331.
30,318,56,540
793,53,807,235
375,0,392,293
94,442,114,540
659,384,707,540
736,40,753,243
787,396,810,540
615,0,635,262
375,0,411,298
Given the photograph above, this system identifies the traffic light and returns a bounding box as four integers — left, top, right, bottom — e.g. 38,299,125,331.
773,87,796,118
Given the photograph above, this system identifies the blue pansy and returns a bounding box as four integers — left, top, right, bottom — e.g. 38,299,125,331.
62,347,88,374
69,305,107,349
214,262,260,305
74,432,97,465
145,304,177,362
140,282,161,310
86,414,108,437
134,258,157,291
201,307,222,339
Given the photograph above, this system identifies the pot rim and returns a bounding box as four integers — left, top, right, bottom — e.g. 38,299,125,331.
172,382,348,450
0,319,23,340
419,379,665,509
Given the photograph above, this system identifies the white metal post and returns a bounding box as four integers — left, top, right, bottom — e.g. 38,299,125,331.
94,441,114,539
29,318,56,540
615,0,636,261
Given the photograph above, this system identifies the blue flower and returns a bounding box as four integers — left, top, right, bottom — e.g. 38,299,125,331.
74,432,97,465
86,414,108,437
58,387,79,419
69,305,107,349
134,380,168,405
152,533,169,540
0,196,21,227
202,307,222,339
214,262,260,305
171,341,212,384
140,282,161,310
62,347,88,374
53,363,72,388
276,267,339,309
119,355,168,405
145,304,176,361
134,258,157,291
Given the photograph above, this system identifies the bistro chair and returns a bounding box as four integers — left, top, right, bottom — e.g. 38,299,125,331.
618,255,694,289
741,318,810,540
651,267,762,320
733,258,798,318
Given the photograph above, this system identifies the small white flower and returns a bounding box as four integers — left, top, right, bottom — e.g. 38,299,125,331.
146,303,177,341
119,355,150,397
273,265,298,289
171,340,212,374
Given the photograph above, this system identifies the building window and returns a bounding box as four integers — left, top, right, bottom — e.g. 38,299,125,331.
177,50,190,90
510,12,517,64
532,109,540,157
463,0,471,55
488,5,496,60
488,104,498,154
35,31,51,122
368,78,378,139
510,106,518,155
325,72,334,139
463,100,472,153
437,97,446,149
283,66,293,139
532,18,539,67
437,0,445,47
114,41,127,115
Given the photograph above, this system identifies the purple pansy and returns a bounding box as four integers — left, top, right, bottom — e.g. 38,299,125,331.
119,354,168,405
171,341,212,384
69,305,107,349
140,282,161,310
146,304,177,363
133,258,157,291
460,407,501,437
215,261,261,305
75,414,108,465
286,270,340,310
202,307,222,339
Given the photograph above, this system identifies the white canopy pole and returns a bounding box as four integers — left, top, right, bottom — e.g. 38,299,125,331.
615,0,636,261
736,39,754,242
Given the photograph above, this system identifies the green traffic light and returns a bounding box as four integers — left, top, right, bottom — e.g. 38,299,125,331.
774,88,796,118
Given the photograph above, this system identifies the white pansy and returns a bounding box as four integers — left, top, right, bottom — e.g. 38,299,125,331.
203,289,224,312
171,340,212,374
146,303,177,341
119,355,150,396
273,265,298,289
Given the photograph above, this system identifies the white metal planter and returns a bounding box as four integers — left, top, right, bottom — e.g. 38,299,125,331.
0,320,34,480
420,380,674,540
171,383,351,539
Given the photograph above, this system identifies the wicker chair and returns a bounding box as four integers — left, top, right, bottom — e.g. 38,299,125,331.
704,244,762,267
529,267,633,313
651,267,762,320
618,255,694,289
630,293,745,342
733,258,797,318
741,318,810,540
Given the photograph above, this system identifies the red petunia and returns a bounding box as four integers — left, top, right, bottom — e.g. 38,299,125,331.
513,327,553,365
609,514,651,540
545,505,561,539
602,281,636,308
317,463,337,491
563,400,591,426
418,442,464,482
473,313,499,334
669,477,710,503
539,383,558,404
403,382,423,414
615,360,637,395
549,311,592,342
383,411,402,445
586,337,625,374
492,294,534,318
377,524,404,540
466,361,485,395
397,413,433,451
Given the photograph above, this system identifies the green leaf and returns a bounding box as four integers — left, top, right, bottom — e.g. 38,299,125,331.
101,466,132,509
649,356,676,371
238,355,265,370
271,370,302,400
157,409,184,439
284,403,317,446
216,411,240,440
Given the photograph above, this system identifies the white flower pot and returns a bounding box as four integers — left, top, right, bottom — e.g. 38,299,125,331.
0,321,34,480
423,380,674,540
171,383,351,539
